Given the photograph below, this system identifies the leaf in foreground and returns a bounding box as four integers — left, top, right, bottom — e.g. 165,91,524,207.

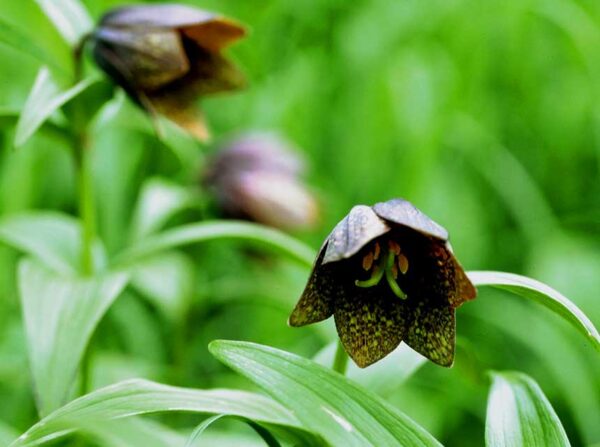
18,259,128,416
210,340,442,447
10,379,308,447
469,271,600,351
486,371,570,447
15,67,95,147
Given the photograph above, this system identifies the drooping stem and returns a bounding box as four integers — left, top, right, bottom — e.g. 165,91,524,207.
332,339,349,375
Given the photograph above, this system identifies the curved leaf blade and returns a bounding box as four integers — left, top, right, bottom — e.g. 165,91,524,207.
210,340,442,447
10,379,308,447
486,371,571,447
34,0,92,47
15,67,95,147
0,18,54,67
18,259,128,416
469,271,600,351
116,221,316,268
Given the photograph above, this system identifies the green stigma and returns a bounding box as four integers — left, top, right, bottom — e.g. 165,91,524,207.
355,240,408,300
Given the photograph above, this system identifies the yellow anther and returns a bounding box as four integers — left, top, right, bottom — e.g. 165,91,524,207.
362,252,374,271
398,253,409,275
388,240,401,255
373,242,381,260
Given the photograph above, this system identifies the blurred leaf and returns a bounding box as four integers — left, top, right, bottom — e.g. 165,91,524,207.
15,67,95,147
486,371,570,447
0,18,55,68
18,259,128,416
81,418,185,447
33,0,92,47
116,221,316,268
10,379,311,447
469,271,600,351
314,342,427,395
0,212,81,274
129,177,196,242
210,340,442,447
130,251,194,321
0,421,18,446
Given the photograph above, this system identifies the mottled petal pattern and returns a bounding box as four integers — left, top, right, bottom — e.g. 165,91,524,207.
334,286,407,368
323,205,390,264
288,246,336,326
373,199,448,241
405,302,455,367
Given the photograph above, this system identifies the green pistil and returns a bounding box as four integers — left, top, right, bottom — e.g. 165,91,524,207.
355,247,408,300
355,264,384,287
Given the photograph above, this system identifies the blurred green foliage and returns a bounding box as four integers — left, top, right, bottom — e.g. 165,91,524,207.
0,0,598,445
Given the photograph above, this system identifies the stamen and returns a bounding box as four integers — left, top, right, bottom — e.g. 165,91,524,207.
373,242,381,260
385,250,407,299
355,265,384,287
398,253,409,274
388,240,401,255
362,252,374,271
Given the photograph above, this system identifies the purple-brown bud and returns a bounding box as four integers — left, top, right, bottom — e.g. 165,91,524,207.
203,133,319,231
90,3,246,140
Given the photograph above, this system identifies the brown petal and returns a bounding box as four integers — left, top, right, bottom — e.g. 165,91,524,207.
323,205,390,264
373,199,448,241
149,94,210,141
404,301,456,367
289,245,336,326
334,287,408,368
93,27,189,91
182,18,246,52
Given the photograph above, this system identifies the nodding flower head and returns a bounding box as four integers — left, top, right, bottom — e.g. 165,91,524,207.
91,3,246,141
289,199,476,368
203,133,319,230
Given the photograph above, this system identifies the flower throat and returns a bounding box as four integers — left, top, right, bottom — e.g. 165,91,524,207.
355,240,409,299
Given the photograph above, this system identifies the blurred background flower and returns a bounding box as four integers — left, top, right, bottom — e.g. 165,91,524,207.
90,3,246,140
203,132,319,230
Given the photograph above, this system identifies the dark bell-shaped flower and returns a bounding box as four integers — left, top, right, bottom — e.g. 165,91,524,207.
90,3,246,141
203,133,318,230
289,199,476,368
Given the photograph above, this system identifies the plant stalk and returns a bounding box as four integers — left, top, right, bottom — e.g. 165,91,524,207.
332,339,349,375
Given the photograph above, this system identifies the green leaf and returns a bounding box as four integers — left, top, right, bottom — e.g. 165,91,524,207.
128,177,196,242
80,418,185,447
0,18,55,67
186,415,283,447
116,221,316,268
469,271,600,351
10,379,309,447
18,259,128,416
33,0,92,47
210,340,442,447
486,371,571,447
314,342,427,395
130,251,194,321
15,67,95,147
0,212,82,274
0,421,18,446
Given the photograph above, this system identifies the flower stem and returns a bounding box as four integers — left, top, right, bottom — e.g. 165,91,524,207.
332,339,349,375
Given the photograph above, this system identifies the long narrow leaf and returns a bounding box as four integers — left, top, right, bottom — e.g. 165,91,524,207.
10,379,310,447
0,213,81,274
15,67,95,147
116,221,316,268
34,0,92,47
0,19,55,67
486,371,570,447
210,340,442,447
469,271,600,351
18,259,128,416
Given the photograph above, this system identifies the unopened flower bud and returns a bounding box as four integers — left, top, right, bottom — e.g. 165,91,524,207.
90,3,246,141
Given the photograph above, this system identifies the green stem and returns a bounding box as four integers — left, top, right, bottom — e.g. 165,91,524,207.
74,136,96,275
332,339,349,375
